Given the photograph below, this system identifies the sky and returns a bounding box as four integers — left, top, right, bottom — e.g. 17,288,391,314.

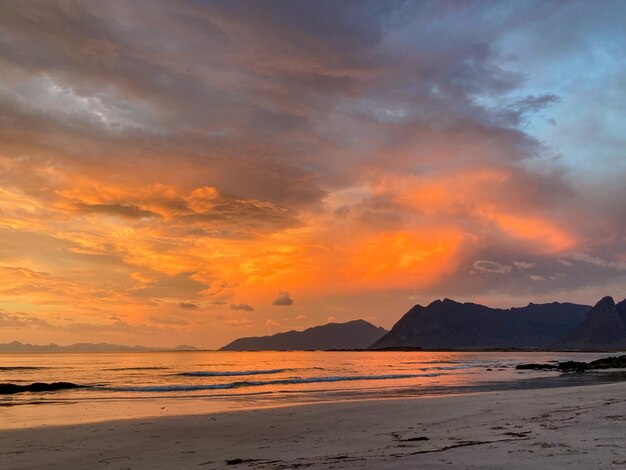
0,0,625,349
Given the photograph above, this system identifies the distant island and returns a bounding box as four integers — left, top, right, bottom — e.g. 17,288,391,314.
0,341,200,353
221,296,626,352
220,319,387,351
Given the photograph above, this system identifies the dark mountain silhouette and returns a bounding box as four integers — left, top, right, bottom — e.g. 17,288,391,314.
173,344,200,351
552,296,626,350
370,298,591,350
220,320,387,351
0,341,198,352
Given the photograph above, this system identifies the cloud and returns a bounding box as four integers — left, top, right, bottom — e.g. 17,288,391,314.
74,203,159,220
149,316,190,326
265,318,283,328
225,318,254,327
568,252,626,271
529,275,546,282
272,291,294,306
473,260,512,274
0,1,625,347
179,302,199,310
295,314,307,321
513,261,536,270
131,273,208,300
0,311,56,329
230,303,254,312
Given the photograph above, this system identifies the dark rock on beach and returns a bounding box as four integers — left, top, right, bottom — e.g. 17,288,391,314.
589,355,626,369
516,355,626,373
515,363,557,371
556,361,589,373
0,382,84,395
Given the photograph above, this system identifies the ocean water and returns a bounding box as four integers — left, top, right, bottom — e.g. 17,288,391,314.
0,350,623,428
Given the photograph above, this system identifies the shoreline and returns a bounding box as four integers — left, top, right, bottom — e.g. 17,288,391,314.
1,381,625,469
2,369,626,431
2,348,626,353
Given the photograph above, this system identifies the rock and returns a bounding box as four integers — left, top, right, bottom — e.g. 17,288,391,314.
515,363,557,370
588,355,626,369
515,355,626,374
556,361,588,373
0,382,84,395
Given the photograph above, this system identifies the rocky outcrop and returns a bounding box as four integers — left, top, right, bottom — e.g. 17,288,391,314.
0,382,84,395
516,355,626,373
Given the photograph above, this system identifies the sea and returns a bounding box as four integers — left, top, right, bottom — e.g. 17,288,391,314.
1,350,625,429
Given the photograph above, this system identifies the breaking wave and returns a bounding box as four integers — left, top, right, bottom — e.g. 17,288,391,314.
179,368,290,377
111,373,439,392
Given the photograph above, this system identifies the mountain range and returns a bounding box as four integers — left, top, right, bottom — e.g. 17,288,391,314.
222,295,626,351
220,320,387,351
0,341,199,353
371,296,626,351
370,299,591,350
5,296,625,352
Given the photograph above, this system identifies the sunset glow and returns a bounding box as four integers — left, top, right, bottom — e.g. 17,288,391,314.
0,1,624,348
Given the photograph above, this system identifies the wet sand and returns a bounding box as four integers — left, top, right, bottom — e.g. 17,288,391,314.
1,381,625,469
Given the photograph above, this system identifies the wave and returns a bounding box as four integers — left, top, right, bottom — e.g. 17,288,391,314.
111,373,440,392
418,365,476,371
0,366,50,371
106,367,169,371
179,368,290,377
401,361,460,365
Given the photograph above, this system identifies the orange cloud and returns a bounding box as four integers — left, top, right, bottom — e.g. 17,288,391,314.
481,210,576,253
345,229,465,291
369,169,578,254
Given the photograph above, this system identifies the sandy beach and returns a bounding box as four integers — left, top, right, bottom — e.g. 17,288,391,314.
1,381,625,469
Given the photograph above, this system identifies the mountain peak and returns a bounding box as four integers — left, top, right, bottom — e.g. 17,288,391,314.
596,296,615,308
427,298,460,307
553,295,626,350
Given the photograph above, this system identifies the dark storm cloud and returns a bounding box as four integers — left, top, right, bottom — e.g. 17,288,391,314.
0,1,547,186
